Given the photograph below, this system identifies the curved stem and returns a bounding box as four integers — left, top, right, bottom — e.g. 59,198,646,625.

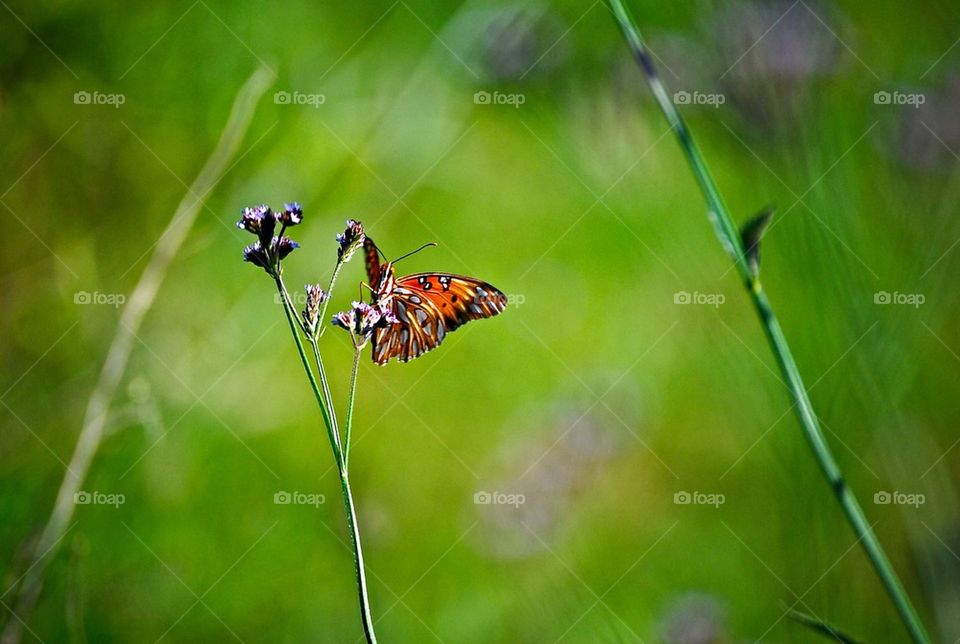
605,2,931,642
343,345,362,470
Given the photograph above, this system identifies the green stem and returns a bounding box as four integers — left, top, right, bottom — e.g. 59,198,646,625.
340,471,377,643
310,337,343,459
343,344,362,470
308,261,345,457
316,260,345,340
605,2,931,643
275,271,376,642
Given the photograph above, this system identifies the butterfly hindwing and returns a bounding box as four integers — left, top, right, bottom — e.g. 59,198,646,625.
372,287,446,364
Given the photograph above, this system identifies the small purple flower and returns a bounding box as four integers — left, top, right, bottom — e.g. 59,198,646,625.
237,204,276,247
278,202,303,226
242,242,271,270
275,236,299,260
336,219,365,262
332,309,356,332
377,302,399,326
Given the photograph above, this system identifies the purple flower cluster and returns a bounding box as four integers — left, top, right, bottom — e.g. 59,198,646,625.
237,203,303,274
332,301,398,341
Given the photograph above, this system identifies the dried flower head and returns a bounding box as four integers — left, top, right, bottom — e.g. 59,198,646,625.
332,301,397,343
302,283,327,332
278,202,303,227
336,220,365,262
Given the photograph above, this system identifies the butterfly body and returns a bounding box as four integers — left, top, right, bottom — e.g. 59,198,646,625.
365,238,507,365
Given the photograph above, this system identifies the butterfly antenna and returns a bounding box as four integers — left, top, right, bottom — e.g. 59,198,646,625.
369,238,386,261
391,242,438,265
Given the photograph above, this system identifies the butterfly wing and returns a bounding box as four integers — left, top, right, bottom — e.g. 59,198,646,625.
364,238,383,289
371,273,507,365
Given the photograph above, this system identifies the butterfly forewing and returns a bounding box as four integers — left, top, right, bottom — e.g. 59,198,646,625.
396,273,507,329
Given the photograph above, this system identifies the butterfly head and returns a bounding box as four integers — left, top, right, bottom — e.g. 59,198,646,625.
366,238,435,302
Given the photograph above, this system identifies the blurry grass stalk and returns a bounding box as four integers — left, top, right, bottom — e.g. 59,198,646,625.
0,65,274,644
605,1,932,642
275,267,376,643
787,607,863,643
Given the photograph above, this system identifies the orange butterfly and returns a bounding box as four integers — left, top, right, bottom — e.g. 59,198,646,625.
364,238,507,365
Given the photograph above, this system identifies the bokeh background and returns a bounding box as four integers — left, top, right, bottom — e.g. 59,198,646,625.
3,0,960,641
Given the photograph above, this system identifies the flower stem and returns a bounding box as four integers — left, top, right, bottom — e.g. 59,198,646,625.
310,261,345,452
275,272,376,642
340,470,377,643
316,260,344,339
605,2,931,642
309,338,342,456
343,345,362,470
275,276,341,465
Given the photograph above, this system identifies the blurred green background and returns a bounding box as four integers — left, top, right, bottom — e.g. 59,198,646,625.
3,0,960,641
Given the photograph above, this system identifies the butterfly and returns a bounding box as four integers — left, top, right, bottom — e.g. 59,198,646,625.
364,237,507,365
